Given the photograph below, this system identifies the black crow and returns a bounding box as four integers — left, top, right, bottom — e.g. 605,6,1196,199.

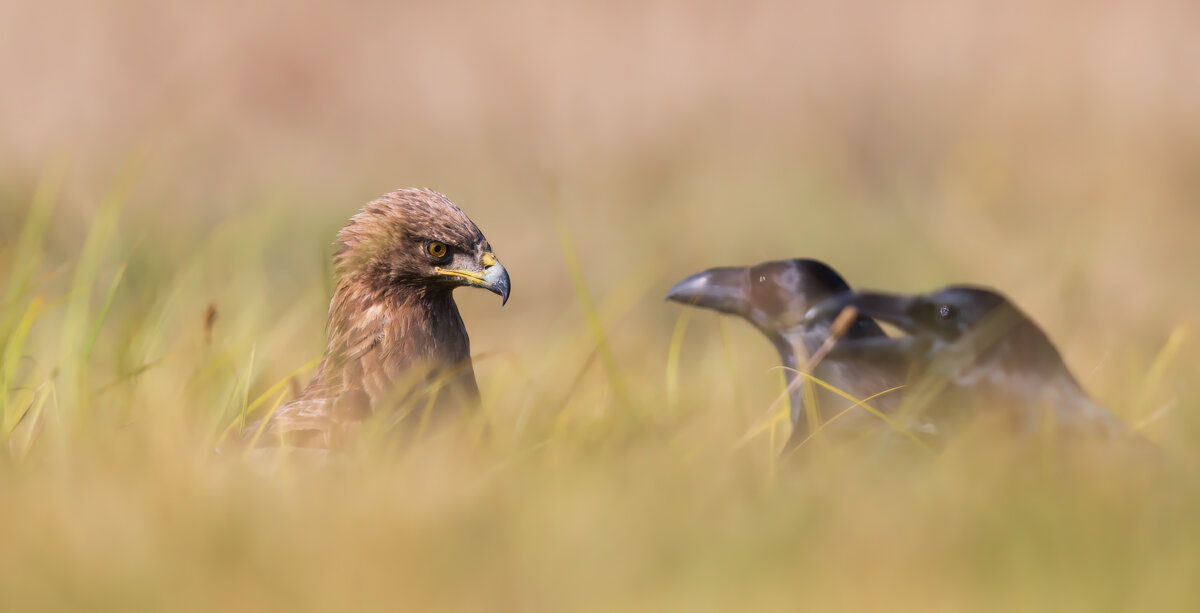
666,259,915,450
805,286,1143,443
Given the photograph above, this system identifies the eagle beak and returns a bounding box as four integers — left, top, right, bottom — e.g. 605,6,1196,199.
482,259,511,306
665,267,749,315
436,252,511,305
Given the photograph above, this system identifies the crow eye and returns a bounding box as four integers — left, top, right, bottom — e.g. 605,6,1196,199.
938,304,955,320
428,242,448,259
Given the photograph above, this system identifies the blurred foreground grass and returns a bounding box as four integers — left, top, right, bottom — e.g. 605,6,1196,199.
3,1,1200,609
0,165,1198,612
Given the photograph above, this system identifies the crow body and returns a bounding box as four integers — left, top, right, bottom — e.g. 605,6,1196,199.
806,286,1144,445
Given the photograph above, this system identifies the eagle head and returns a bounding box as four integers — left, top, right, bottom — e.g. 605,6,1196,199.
334,188,510,304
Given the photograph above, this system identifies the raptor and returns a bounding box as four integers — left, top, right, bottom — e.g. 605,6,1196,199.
249,188,510,450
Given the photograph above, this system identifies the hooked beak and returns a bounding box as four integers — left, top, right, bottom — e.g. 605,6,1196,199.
665,267,750,315
806,291,920,333
436,252,511,305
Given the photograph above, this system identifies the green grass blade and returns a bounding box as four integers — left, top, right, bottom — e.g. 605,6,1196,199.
239,344,257,432
1,163,65,338
664,309,691,414
1,297,47,434
556,224,629,408
82,261,127,362
57,159,142,418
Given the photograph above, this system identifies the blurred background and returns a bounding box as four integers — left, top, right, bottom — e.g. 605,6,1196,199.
2,0,1199,610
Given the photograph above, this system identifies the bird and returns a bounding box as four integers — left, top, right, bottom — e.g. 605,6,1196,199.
666,259,915,451
246,188,510,450
803,285,1144,444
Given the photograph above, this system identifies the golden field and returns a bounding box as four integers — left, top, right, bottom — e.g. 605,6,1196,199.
1,0,1199,610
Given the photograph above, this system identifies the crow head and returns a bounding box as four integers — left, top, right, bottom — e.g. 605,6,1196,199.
806,286,1069,383
666,259,868,337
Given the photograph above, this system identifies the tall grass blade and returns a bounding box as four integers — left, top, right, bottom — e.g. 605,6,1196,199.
665,309,691,414
556,224,629,408
57,159,142,420
2,297,46,435
82,261,127,362
1133,324,1188,423
1,163,65,339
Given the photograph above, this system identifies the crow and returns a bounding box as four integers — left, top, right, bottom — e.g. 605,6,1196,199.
804,286,1144,444
666,259,915,451
248,188,510,450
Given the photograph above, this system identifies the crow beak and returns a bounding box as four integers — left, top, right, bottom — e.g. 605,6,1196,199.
436,252,511,305
666,267,750,315
806,291,920,333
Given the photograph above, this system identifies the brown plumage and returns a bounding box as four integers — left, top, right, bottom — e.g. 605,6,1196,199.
252,188,510,449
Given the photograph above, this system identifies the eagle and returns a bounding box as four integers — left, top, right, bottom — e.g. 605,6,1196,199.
250,188,510,450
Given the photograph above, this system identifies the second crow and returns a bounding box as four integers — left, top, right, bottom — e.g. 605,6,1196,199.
806,286,1145,444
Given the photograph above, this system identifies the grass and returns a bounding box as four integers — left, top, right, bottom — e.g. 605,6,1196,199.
2,2,1199,608
0,167,1196,612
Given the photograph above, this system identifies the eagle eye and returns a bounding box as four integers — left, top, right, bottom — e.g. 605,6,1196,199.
938,304,955,320
427,241,449,259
